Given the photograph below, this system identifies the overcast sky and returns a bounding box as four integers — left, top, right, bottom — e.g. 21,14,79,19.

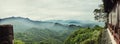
0,0,102,21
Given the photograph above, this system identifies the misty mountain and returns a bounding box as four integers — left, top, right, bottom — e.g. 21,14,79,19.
46,19,104,27
0,17,81,32
0,17,82,44
0,17,104,44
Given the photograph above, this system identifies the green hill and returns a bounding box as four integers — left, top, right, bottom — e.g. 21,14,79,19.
14,28,77,44
64,25,103,44
14,25,103,44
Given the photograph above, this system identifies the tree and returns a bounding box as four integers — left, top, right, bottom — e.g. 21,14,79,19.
93,4,108,28
93,4,107,22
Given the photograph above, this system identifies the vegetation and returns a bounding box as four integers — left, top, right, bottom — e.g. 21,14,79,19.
93,4,107,28
14,28,75,44
13,23,103,44
14,39,25,44
93,4,107,22
64,25,103,44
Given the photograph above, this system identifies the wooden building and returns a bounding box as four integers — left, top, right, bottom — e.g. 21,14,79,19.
0,25,14,44
103,0,120,44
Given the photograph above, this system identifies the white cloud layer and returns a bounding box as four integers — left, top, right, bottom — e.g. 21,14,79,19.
0,0,102,21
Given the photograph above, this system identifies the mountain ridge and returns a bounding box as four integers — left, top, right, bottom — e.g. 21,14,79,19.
0,17,81,32
0,17,104,27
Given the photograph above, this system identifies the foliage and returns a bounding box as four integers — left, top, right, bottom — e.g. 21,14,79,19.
14,28,76,44
64,25,103,44
14,24,102,44
14,39,25,44
93,4,107,22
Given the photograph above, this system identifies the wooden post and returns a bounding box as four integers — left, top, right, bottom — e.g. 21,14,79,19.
0,25,14,44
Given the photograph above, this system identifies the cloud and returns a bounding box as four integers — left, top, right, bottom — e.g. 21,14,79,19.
0,0,102,21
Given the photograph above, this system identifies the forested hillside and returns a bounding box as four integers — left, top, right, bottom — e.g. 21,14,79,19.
14,25,103,44
14,28,74,44
64,25,103,44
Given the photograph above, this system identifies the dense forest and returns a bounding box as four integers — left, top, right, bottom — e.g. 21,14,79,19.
14,28,73,44
14,25,103,44
64,25,103,44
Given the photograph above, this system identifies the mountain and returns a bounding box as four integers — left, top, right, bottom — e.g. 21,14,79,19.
46,19,104,27
0,17,81,32
0,17,104,32
64,25,103,44
0,17,82,44
0,17,104,44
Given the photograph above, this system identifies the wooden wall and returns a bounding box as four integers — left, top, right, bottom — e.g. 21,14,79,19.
0,25,14,44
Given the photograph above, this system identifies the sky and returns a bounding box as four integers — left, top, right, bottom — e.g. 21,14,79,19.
0,0,102,21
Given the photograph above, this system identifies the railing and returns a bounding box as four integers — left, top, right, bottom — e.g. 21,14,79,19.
108,24,120,44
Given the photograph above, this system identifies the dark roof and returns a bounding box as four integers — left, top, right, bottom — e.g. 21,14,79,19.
103,0,117,13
